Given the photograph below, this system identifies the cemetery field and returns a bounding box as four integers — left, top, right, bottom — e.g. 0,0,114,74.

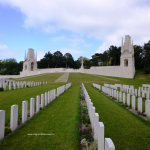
1,72,150,149
84,84,150,150
0,84,80,150
0,83,64,125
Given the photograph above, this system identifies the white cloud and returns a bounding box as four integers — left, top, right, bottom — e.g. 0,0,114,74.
37,51,45,61
51,36,85,48
0,43,21,60
0,43,8,50
58,48,84,55
0,0,150,54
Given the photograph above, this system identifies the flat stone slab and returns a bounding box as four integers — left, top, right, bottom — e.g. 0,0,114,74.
54,73,69,82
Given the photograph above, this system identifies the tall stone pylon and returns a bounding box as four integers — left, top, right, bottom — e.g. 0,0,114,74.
120,35,135,75
22,48,37,72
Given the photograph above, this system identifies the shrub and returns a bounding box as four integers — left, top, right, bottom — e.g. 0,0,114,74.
0,87,4,91
83,118,90,124
144,68,150,74
82,133,93,142
85,123,89,127
82,114,86,120
82,108,88,114
82,128,90,135
5,119,10,127
87,127,92,132
80,94,84,100
5,126,12,136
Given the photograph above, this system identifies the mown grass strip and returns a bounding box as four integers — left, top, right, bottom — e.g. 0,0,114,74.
85,84,150,150
0,83,64,124
0,84,80,150
13,73,64,83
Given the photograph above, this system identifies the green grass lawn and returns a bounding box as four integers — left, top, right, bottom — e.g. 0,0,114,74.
1,72,150,150
0,84,80,150
12,73,64,83
85,84,150,150
0,83,65,125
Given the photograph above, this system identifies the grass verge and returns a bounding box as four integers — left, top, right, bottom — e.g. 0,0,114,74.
85,84,150,150
0,84,80,150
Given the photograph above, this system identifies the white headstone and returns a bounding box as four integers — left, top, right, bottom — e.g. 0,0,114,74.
105,138,115,150
45,92,48,106
135,89,137,96
9,81,11,90
119,91,122,102
41,94,44,108
22,101,28,123
132,95,135,110
145,100,150,117
30,98,35,117
146,91,149,100
36,95,40,112
10,105,18,132
123,93,125,104
0,110,5,140
116,91,118,101
94,113,99,140
54,89,56,100
127,94,130,106
92,107,95,130
48,91,50,104
138,97,142,112
98,122,104,150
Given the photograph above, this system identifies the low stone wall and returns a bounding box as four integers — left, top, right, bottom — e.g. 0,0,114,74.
81,66,135,78
37,68,65,71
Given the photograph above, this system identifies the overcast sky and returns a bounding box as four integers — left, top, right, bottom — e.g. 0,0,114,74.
0,0,150,62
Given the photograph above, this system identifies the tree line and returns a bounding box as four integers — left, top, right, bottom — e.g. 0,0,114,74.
0,40,150,75
0,59,23,75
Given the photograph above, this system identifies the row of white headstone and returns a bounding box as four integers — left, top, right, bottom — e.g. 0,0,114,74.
0,82,71,140
104,83,150,99
93,83,101,91
57,83,71,97
82,83,115,150
93,83,150,119
0,80,47,91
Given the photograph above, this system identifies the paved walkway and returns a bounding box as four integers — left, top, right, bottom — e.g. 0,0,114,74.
54,73,69,82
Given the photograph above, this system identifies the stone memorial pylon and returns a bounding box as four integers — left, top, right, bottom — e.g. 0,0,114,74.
120,35,135,75
22,48,37,72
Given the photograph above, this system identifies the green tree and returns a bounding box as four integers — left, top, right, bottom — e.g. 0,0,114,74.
53,51,63,68
74,60,81,69
108,45,120,66
44,51,53,68
2,61,18,75
143,41,150,70
37,58,47,68
64,53,74,68
134,45,144,70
